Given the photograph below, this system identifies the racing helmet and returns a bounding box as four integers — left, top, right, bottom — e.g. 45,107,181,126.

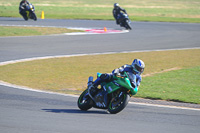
114,3,119,8
132,59,145,74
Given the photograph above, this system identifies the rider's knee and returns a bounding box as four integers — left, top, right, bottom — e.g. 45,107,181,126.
100,73,113,81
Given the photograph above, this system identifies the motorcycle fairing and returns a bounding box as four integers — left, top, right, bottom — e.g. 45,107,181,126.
97,72,138,95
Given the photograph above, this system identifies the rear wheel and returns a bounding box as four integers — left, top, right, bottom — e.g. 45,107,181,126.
108,92,130,114
77,89,93,111
22,14,28,21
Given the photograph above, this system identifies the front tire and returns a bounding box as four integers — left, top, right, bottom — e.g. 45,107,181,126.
77,89,93,111
32,12,37,21
125,20,132,30
108,93,130,114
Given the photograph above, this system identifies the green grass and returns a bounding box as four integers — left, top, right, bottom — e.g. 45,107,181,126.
0,49,200,103
0,0,200,23
137,66,200,104
0,26,84,36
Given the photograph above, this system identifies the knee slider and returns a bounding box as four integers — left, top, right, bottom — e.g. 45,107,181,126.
100,73,113,81
100,73,108,80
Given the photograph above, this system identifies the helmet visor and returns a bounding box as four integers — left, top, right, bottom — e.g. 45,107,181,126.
135,64,144,73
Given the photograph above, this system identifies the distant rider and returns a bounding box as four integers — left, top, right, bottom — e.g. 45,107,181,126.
19,0,30,20
112,3,127,25
88,59,145,96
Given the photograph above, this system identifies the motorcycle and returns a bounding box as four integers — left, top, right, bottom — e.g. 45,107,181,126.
22,3,37,21
117,12,132,30
77,72,138,114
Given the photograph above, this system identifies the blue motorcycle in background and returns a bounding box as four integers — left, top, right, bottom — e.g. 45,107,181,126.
117,12,132,30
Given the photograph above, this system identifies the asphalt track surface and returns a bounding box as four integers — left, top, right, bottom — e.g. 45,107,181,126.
0,17,200,133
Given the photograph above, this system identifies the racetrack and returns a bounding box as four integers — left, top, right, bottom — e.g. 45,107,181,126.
0,17,200,133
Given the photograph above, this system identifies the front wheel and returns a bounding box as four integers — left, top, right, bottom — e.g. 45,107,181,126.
32,12,37,21
125,20,132,30
108,93,130,114
77,89,93,111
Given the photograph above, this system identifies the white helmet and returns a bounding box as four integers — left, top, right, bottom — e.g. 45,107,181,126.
114,3,119,8
132,59,145,74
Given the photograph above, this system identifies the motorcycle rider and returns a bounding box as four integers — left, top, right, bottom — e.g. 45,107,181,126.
88,59,145,96
113,3,127,25
19,0,30,20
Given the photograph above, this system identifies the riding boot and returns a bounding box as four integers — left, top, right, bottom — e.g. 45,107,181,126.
88,77,103,96
88,73,113,97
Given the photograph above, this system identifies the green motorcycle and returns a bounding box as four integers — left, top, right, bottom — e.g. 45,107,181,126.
77,72,138,114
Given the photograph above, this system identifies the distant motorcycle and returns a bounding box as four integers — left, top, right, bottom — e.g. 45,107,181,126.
22,3,37,21
117,12,132,30
77,72,138,114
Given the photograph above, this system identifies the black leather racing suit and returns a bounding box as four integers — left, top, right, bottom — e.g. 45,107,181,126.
112,6,127,24
19,1,30,18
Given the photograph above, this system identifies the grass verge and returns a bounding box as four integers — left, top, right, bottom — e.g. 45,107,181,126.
137,66,200,104
0,26,84,36
0,49,200,103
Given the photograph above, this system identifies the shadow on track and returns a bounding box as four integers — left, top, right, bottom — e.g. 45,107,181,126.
42,109,108,114
0,19,25,21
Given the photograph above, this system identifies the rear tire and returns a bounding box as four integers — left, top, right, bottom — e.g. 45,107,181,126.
77,89,93,111
108,93,130,114
22,15,28,21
